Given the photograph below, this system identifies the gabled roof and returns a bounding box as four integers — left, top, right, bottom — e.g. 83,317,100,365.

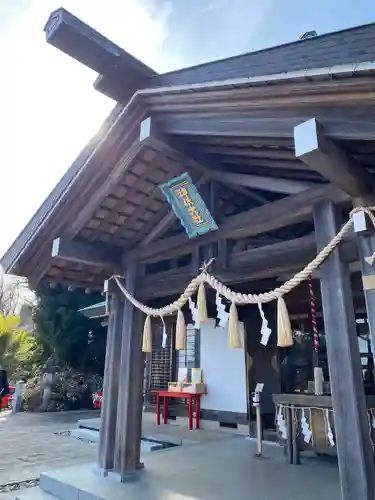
2,14,375,289
148,22,375,87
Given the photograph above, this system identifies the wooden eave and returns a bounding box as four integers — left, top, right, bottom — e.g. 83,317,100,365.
2,63,375,290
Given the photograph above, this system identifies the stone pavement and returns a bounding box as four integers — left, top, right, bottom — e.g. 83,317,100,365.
0,410,98,486
0,410,231,487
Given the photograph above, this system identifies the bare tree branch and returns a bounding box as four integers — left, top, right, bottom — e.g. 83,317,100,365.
0,267,28,317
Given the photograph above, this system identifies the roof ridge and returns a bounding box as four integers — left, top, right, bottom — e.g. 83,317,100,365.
151,21,375,80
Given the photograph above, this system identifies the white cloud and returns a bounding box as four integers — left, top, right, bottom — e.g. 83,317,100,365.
0,0,171,258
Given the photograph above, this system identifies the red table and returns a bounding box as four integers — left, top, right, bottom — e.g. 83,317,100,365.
154,391,203,431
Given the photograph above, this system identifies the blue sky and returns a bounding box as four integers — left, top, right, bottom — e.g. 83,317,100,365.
0,0,374,260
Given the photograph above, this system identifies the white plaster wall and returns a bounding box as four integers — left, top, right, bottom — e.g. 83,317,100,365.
200,318,247,413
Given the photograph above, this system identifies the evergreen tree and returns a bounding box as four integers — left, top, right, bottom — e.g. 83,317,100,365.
33,283,106,375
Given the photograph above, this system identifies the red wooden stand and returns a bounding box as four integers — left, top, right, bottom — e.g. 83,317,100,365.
154,391,202,431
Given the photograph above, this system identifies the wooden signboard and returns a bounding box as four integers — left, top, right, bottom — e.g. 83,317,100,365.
160,173,218,238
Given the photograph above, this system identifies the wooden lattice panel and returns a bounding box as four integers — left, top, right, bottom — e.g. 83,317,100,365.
45,260,110,289
77,144,189,247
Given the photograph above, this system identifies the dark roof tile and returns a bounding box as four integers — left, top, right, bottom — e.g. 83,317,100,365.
147,22,375,88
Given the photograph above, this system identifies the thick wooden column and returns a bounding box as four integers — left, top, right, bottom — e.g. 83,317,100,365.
357,234,375,350
97,292,125,472
113,262,145,479
314,200,375,500
353,197,375,359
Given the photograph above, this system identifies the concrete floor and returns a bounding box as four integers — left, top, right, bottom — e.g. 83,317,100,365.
29,438,340,500
1,410,341,500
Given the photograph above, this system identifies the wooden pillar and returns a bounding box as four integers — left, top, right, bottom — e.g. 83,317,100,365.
113,262,145,479
314,200,375,500
357,235,375,349
353,197,375,360
97,292,125,472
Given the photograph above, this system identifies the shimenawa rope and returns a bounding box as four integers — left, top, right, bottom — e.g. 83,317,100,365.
107,206,375,351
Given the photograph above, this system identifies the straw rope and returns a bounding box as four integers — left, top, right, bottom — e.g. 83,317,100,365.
110,206,375,316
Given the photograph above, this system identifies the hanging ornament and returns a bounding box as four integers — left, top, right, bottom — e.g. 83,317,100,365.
257,302,272,346
277,296,293,347
197,281,208,323
215,291,229,328
188,297,200,329
276,405,288,439
142,315,152,352
160,316,167,348
300,409,312,443
325,410,335,447
308,276,319,363
175,309,187,350
371,409,375,430
228,301,242,348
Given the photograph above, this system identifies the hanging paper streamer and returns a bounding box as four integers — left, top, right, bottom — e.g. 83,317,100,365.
276,406,288,439
300,409,312,443
160,316,167,349
325,409,335,447
257,302,272,346
215,291,229,328
188,297,200,330
371,409,375,430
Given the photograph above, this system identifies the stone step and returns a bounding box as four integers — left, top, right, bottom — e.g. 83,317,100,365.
39,463,133,500
15,486,58,500
69,428,99,442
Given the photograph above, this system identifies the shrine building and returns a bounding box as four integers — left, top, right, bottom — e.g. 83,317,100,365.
3,8,375,500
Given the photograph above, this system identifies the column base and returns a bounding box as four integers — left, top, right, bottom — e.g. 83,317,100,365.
92,465,111,478
107,462,145,483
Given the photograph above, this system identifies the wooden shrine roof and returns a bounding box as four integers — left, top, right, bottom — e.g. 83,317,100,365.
2,14,375,292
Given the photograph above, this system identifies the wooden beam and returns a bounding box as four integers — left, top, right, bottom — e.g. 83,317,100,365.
129,183,349,262
206,170,316,195
218,157,309,171
140,117,268,205
202,146,295,161
158,112,375,141
51,236,120,267
229,233,357,269
314,200,375,500
136,232,357,299
294,118,373,197
138,239,359,300
140,210,175,246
